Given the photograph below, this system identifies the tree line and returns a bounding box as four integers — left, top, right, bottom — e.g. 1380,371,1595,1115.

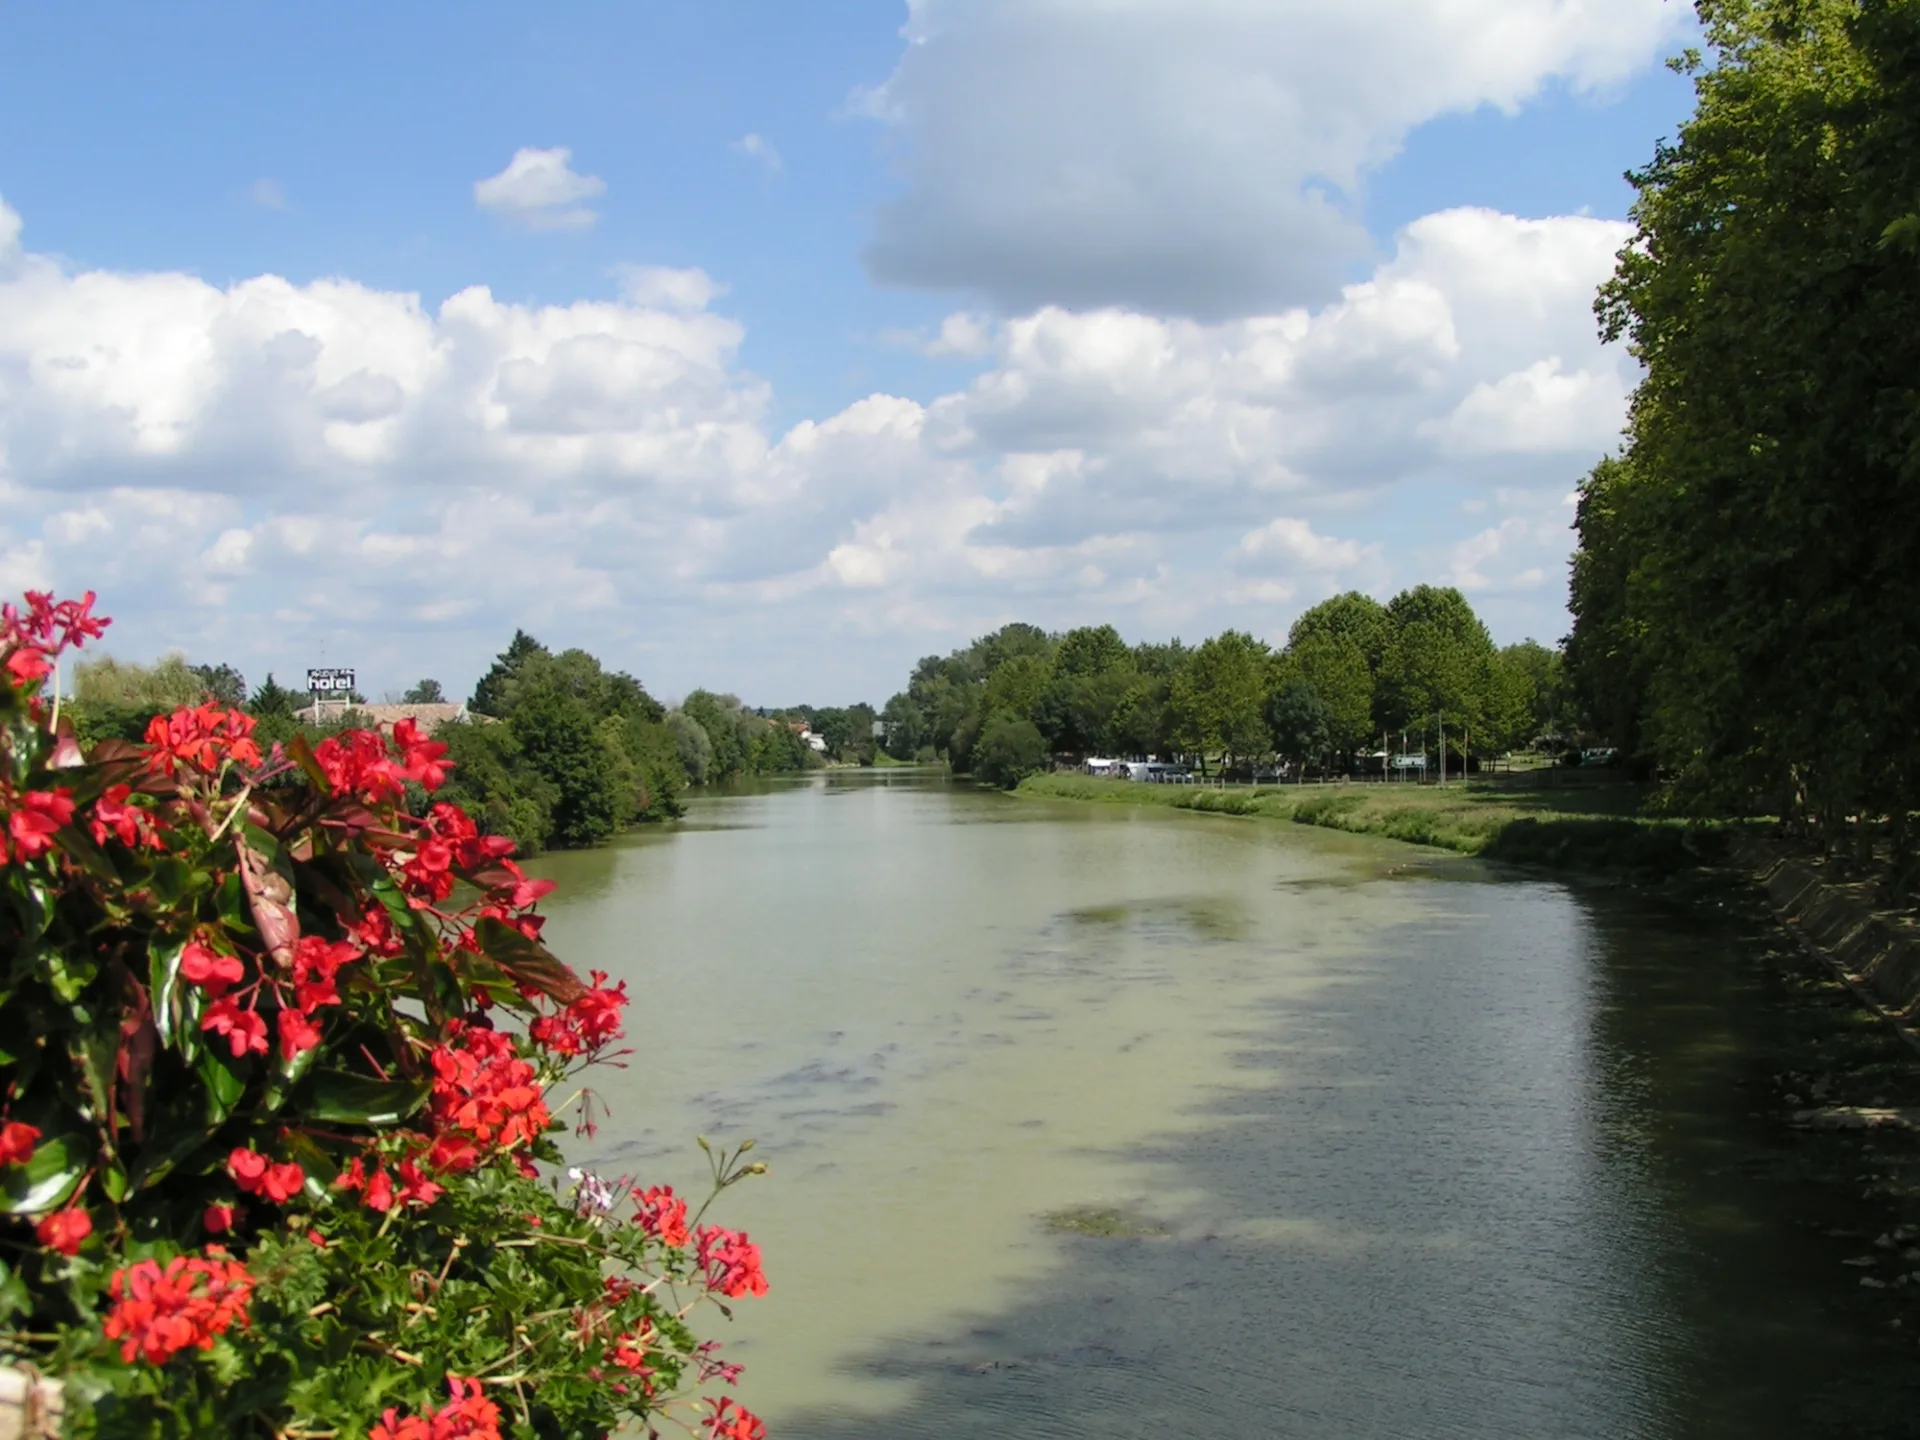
61,633,877,853
878,586,1564,787
1562,0,1920,864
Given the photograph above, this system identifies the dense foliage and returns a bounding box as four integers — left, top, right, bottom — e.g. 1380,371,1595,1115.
0,589,770,1438
1565,0,1920,851
881,590,1560,782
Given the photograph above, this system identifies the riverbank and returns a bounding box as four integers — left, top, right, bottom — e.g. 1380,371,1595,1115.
1019,769,1742,879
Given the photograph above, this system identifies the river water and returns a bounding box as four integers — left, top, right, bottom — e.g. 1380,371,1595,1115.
535,770,1920,1439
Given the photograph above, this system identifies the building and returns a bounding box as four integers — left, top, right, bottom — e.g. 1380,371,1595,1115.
293,700,475,735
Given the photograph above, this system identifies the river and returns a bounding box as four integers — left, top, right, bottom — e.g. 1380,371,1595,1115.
534,769,1920,1439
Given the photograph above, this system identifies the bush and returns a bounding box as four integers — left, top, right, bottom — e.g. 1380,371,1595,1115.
0,590,768,1439
971,714,1050,789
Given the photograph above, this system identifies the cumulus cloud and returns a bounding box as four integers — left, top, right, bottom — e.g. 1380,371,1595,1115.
0,196,1626,700
473,147,606,231
859,0,1679,316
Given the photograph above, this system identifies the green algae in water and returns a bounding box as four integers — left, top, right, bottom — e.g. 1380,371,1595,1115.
1041,1205,1173,1239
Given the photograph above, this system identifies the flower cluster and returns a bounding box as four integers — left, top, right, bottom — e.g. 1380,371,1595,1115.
101,1254,255,1364
0,588,771,1440
0,588,107,687
144,703,262,778
370,1377,504,1440
706,1397,767,1440
530,970,630,1058
424,1022,551,1174
696,1227,769,1301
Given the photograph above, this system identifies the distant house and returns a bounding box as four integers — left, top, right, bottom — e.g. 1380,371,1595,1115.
294,700,476,735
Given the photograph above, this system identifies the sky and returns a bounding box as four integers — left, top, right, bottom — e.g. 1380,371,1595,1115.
0,0,1699,707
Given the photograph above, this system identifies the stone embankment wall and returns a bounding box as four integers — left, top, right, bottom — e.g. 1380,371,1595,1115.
1742,837,1920,1029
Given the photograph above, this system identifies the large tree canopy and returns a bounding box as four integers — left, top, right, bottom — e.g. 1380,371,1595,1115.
1566,0,1920,837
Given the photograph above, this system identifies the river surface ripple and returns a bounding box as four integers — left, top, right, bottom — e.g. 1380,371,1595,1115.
533,770,1920,1439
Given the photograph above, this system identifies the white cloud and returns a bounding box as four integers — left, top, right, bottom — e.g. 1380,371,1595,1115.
249,179,291,213
732,133,782,173
859,0,1680,316
1236,517,1373,573
473,147,606,231
0,195,1625,700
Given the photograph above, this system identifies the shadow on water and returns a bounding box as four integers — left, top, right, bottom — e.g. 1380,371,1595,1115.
778,877,1920,1440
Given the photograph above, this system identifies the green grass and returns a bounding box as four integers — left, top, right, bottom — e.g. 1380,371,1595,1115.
1019,771,1742,878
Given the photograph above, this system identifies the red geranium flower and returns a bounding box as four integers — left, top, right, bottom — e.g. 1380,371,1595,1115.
180,941,245,997
0,1120,39,1167
35,1206,91,1256
6,788,74,862
202,996,268,1057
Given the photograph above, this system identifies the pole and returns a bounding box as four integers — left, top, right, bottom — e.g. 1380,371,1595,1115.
1437,711,1445,788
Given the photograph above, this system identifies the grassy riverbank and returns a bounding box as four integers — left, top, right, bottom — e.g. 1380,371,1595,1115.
1019,769,1746,877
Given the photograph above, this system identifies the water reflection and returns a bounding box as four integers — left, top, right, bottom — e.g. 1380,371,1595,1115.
531,771,1920,1439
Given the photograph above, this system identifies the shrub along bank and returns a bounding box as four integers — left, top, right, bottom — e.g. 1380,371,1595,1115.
1019,771,1739,879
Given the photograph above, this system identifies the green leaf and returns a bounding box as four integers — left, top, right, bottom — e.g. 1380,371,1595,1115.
301,1070,430,1127
150,937,187,1049
474,917,586,1005
197,1047,247,1126
147,854,195,908
0,1129,88,1215
263,1035,324,1113
286,731,333,791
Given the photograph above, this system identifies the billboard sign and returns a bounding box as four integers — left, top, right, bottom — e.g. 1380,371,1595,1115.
306,668,356,694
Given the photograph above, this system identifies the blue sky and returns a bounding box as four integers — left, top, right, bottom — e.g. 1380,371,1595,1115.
0,0,1697,705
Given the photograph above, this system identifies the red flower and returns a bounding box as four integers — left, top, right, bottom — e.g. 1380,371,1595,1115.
392,718,454,792
227,1147,269,1192
203,1202,237,1234
227,1148,302,1204
102,1253,253,1365
143,704,261,778
696,1226,768,1299
312,727,407,804
705,1398,766,1440
35,1206,91,1256
424,1023,551,1168
260,1162,306,1205
361,1167,395,1213
370,1376,502,1440
276,1007,323,1060
633,1185,691,1248
180,942,245,997
202,996,268,1057
290,934,360,1011
88,784,154,849
395,1157,444,1207
6,788,74,862
0,1120,39,1167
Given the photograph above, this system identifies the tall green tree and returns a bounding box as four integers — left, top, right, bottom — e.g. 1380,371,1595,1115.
1569,0,1920,837
1169,631,1272,766
470,630,547,717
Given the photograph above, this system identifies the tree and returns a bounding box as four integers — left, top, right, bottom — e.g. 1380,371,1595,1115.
1375,586,1497,736
249,672,298,718
1168,630,1271,766
1053,624,1131,678
470,629,546,716
73,653,206,708
510,690,619,847
1285,630,1375,766
665,709,714,785
1266,681,1331,769
1288,592,1391,676
404,678,447,704
1570,0,1920,838
972,714,1050,788
192,662,247,707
